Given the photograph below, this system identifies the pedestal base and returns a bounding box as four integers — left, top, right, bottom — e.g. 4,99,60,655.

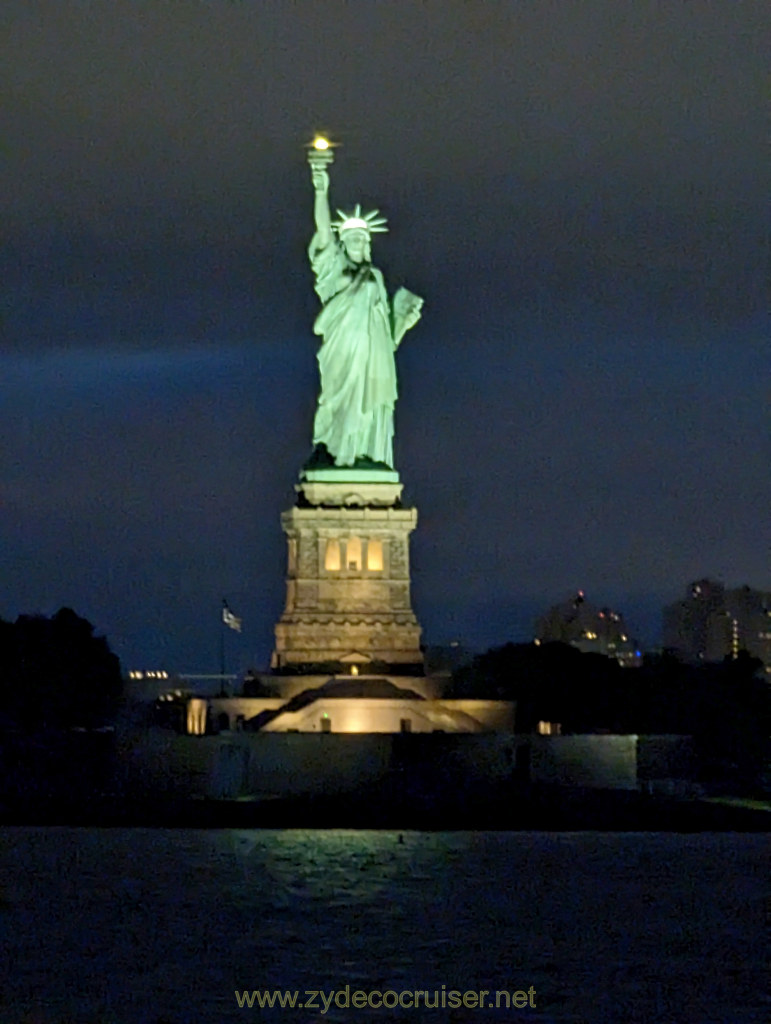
273,473,423,673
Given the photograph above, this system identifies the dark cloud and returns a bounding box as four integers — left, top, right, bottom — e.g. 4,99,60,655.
4,2,765,211
2,1,767,668
4,2,765,353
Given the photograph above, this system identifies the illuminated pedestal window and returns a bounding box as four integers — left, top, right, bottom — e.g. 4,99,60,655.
367,539,383,571
346,536,361,570
325,539,341,571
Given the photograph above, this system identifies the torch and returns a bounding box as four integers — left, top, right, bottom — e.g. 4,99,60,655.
307,134,335,172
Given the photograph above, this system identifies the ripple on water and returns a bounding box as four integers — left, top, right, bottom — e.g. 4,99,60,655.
0,829,767,1023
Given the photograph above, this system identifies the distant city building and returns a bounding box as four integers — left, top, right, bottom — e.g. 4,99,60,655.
535,591,642,667
662,580,771,673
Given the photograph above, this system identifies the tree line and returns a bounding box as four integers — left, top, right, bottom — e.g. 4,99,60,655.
0,607,122,731
450,641,770,788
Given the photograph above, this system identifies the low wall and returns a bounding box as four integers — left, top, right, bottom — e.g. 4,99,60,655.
118,729,519,800
118,728,697,801
116,728,215,799
530,735,638,790
636,734,701,796
245,733,393,796
637,735,696,780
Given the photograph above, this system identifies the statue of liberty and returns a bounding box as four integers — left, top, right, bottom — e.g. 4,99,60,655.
306,139,423,469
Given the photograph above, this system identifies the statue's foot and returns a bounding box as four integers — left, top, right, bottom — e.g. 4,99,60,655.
304,445,393,472
351,455,393,471
303,444,336,469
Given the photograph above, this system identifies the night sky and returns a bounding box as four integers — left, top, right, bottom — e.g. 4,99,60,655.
2,1,767,674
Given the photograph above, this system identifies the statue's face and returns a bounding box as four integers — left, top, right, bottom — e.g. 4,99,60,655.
341,228,369,264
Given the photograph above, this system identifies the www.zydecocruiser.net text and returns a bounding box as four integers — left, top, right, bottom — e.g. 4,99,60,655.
235,985,537,1012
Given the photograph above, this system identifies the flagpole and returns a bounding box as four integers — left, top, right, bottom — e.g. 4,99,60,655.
220,599,242,696
219,599,226,695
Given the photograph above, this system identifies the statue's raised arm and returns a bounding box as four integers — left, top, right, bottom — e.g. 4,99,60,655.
305,138,423,471
310,161,332,248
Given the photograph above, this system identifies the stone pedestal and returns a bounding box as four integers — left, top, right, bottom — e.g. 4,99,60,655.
272,469,423,672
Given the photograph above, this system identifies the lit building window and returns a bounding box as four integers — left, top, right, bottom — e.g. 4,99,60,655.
324,539,341,571
538,721,562,736
367,539,383,571
346,536,361,570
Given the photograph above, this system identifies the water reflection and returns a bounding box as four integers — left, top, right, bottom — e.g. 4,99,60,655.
0,829,766,1023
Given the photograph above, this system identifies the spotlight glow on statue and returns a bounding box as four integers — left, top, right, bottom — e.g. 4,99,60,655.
306,138,423,469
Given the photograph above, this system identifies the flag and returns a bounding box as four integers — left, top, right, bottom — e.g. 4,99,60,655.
222,600,242,632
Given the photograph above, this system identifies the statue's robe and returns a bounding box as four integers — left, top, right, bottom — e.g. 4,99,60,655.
309,233,396,467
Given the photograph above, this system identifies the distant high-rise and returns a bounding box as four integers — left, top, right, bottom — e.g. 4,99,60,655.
662,580,771,673
535,591,641,667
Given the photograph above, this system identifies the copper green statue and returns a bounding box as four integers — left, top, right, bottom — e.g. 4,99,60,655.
307,138,423,469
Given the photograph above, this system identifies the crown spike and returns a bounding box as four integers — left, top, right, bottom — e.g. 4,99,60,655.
332,204,389,235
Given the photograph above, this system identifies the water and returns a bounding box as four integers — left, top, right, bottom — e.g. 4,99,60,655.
0,829,767,1023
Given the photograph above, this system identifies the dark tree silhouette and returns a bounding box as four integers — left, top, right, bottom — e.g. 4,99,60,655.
0,607,122,730
450,641,623,732
451,642,771,789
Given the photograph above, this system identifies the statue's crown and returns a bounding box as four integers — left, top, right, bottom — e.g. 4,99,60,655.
333,204,388,235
